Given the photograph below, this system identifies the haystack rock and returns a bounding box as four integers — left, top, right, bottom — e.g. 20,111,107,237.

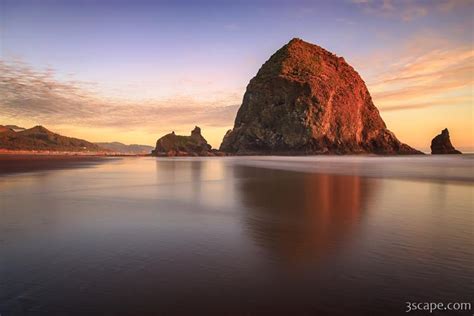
152,126,222,157
431,128,462,154
220,38,421,155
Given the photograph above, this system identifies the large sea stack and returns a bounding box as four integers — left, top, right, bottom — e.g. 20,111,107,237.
431,128,462,154
220,38,421,155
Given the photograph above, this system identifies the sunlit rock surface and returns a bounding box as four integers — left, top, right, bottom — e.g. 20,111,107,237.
220,38,421,155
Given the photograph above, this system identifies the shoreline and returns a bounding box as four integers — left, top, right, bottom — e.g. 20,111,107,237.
0,149,149,157
2,150,473,157
0,154,117,175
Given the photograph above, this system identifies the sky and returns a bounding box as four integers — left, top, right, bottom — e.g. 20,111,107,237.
0,0,473,151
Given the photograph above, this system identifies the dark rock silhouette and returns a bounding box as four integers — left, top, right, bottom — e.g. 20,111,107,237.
431,128,462,154
220,38,421,155
152,126,223,156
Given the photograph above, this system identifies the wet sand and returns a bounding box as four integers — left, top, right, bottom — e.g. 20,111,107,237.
1,157,472,315
0,155,113,175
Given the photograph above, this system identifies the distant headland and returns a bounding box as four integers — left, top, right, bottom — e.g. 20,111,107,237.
0,125,150,155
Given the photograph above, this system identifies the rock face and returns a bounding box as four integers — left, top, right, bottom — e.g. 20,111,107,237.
152,126,221,156
220,38,421,155
0,125,104,152
431,128,462,154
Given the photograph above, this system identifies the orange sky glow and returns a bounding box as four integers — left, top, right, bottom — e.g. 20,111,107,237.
0,0,472,152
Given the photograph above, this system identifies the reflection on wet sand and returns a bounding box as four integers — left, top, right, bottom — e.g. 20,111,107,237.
0,155,110,175
1,157,472,315
236,166,374,265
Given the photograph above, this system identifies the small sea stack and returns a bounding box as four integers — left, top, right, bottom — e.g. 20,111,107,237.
152,126,223,157
431,128,462,154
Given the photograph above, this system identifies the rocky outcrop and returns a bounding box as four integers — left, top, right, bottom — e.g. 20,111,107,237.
431,128,462,154
220,38,421,155
152,126,223,157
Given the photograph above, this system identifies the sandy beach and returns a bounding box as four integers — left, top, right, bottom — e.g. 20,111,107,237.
0,154,113,175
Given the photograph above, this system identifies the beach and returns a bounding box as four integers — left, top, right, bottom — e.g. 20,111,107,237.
1,156,472,315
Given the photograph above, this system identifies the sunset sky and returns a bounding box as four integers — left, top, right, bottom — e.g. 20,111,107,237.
1,0,472,151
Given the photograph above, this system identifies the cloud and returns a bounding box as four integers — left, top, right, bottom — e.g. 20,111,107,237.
378,96,473,112
352,0,473,21
355,33,474,112
0,60,240,131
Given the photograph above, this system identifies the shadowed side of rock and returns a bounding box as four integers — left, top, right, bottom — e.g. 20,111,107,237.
431,128,462,154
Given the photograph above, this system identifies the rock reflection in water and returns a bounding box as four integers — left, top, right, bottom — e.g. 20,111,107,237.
236,166,373,265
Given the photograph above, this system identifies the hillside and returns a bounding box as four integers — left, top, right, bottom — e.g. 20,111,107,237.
95,142,153,154
0,125,105,152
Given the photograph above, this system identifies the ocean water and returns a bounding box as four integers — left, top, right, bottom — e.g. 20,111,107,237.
0,156,473,315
